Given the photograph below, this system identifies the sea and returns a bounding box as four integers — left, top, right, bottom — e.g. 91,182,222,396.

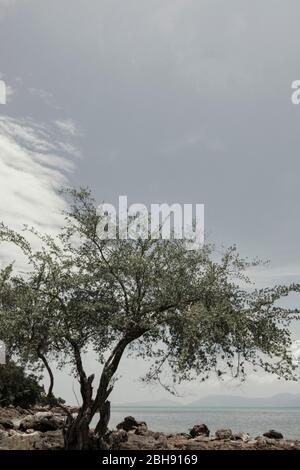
108,406,300,439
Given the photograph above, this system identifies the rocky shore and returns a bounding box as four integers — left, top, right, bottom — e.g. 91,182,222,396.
0,407,299,450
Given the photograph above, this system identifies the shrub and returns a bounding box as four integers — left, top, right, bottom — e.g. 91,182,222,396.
0,361,45,408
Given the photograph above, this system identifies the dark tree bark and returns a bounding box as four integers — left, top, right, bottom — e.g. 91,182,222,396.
63,337,95,449
37,349,54,398
63,329,146,449
95,400,111,436
63,407,91,450
92,329,146,438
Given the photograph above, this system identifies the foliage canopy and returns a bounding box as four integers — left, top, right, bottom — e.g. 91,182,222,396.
0,188,299,448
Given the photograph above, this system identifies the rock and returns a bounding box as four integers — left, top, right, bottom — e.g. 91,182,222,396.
154,436,169,449
25,429,35,434
0,407,23,420
263,430,283,440
15,406,30,415
0,418,15,430
194,436,210,443
116,416,147,432
190,424,210,438
215,428,233,440
116,416,138,431
185,441,208,450
233,432,250,442
254,436,267,444
119,432,169,450
0,429,63,450
135,424,148,436
19,412,64,433
107,430,128,449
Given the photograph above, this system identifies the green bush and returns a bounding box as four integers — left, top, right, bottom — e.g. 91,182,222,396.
0,361,45,408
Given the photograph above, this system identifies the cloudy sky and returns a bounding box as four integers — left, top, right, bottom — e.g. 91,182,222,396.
1,0,300,404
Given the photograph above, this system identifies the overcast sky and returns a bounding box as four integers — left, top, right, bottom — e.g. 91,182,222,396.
1,0,300,404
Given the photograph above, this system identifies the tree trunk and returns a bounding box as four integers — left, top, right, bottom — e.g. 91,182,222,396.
37,349,54,398
63,338,97,449
64,408,91,450
64,331,145,448
91,330,146,438
95,400,111,436
64,407,107,450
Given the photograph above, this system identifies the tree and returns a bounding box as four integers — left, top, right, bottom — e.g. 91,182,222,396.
0,187,299,449
0,263,55,400
0,360,45,408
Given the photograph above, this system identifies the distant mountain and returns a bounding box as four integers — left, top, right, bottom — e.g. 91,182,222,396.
113,398,178,407
188,393,300,407
114,393,300,408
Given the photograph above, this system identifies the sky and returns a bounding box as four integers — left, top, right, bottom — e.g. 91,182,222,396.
1,0,300,404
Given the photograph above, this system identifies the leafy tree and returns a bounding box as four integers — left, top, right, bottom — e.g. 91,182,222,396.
0,188,299,449
0,360,45,408
0,263,55,399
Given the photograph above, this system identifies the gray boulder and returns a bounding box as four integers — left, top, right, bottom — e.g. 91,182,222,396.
19,412,64,433
263,430,283,440
233,432,250,442
190,424,210,438
117,416,147,432
0,418,14,430
215,428,233,440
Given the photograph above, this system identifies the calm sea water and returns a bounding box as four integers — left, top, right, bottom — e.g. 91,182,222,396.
106,407,300,439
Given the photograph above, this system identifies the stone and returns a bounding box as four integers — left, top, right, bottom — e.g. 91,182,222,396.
194,436,210,443
185,442,207,450
1,406,300,451
25,429,35,434
0,429,63,450
233,432,250,442
135,424,148,436
263,430,283,440
215,428,233,440
119,433,163,450
189,424,210,438
254,436,268,445
0,418,14,430
19,412,64,433
116,416,147,432
154,436,169,449
108,430,128,449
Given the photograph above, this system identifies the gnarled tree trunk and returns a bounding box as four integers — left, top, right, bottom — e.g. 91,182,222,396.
64,408,91,450
64,330,145,449
63,338,97,450
37,349,54,399
95,400,111,436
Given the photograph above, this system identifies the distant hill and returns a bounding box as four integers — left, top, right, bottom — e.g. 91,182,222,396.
189,393,300,407
114,393,300,408
114,398,179,407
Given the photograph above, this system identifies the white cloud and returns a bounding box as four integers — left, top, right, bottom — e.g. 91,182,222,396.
54,118,80,137
0,116,76,270
58,141,82,158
